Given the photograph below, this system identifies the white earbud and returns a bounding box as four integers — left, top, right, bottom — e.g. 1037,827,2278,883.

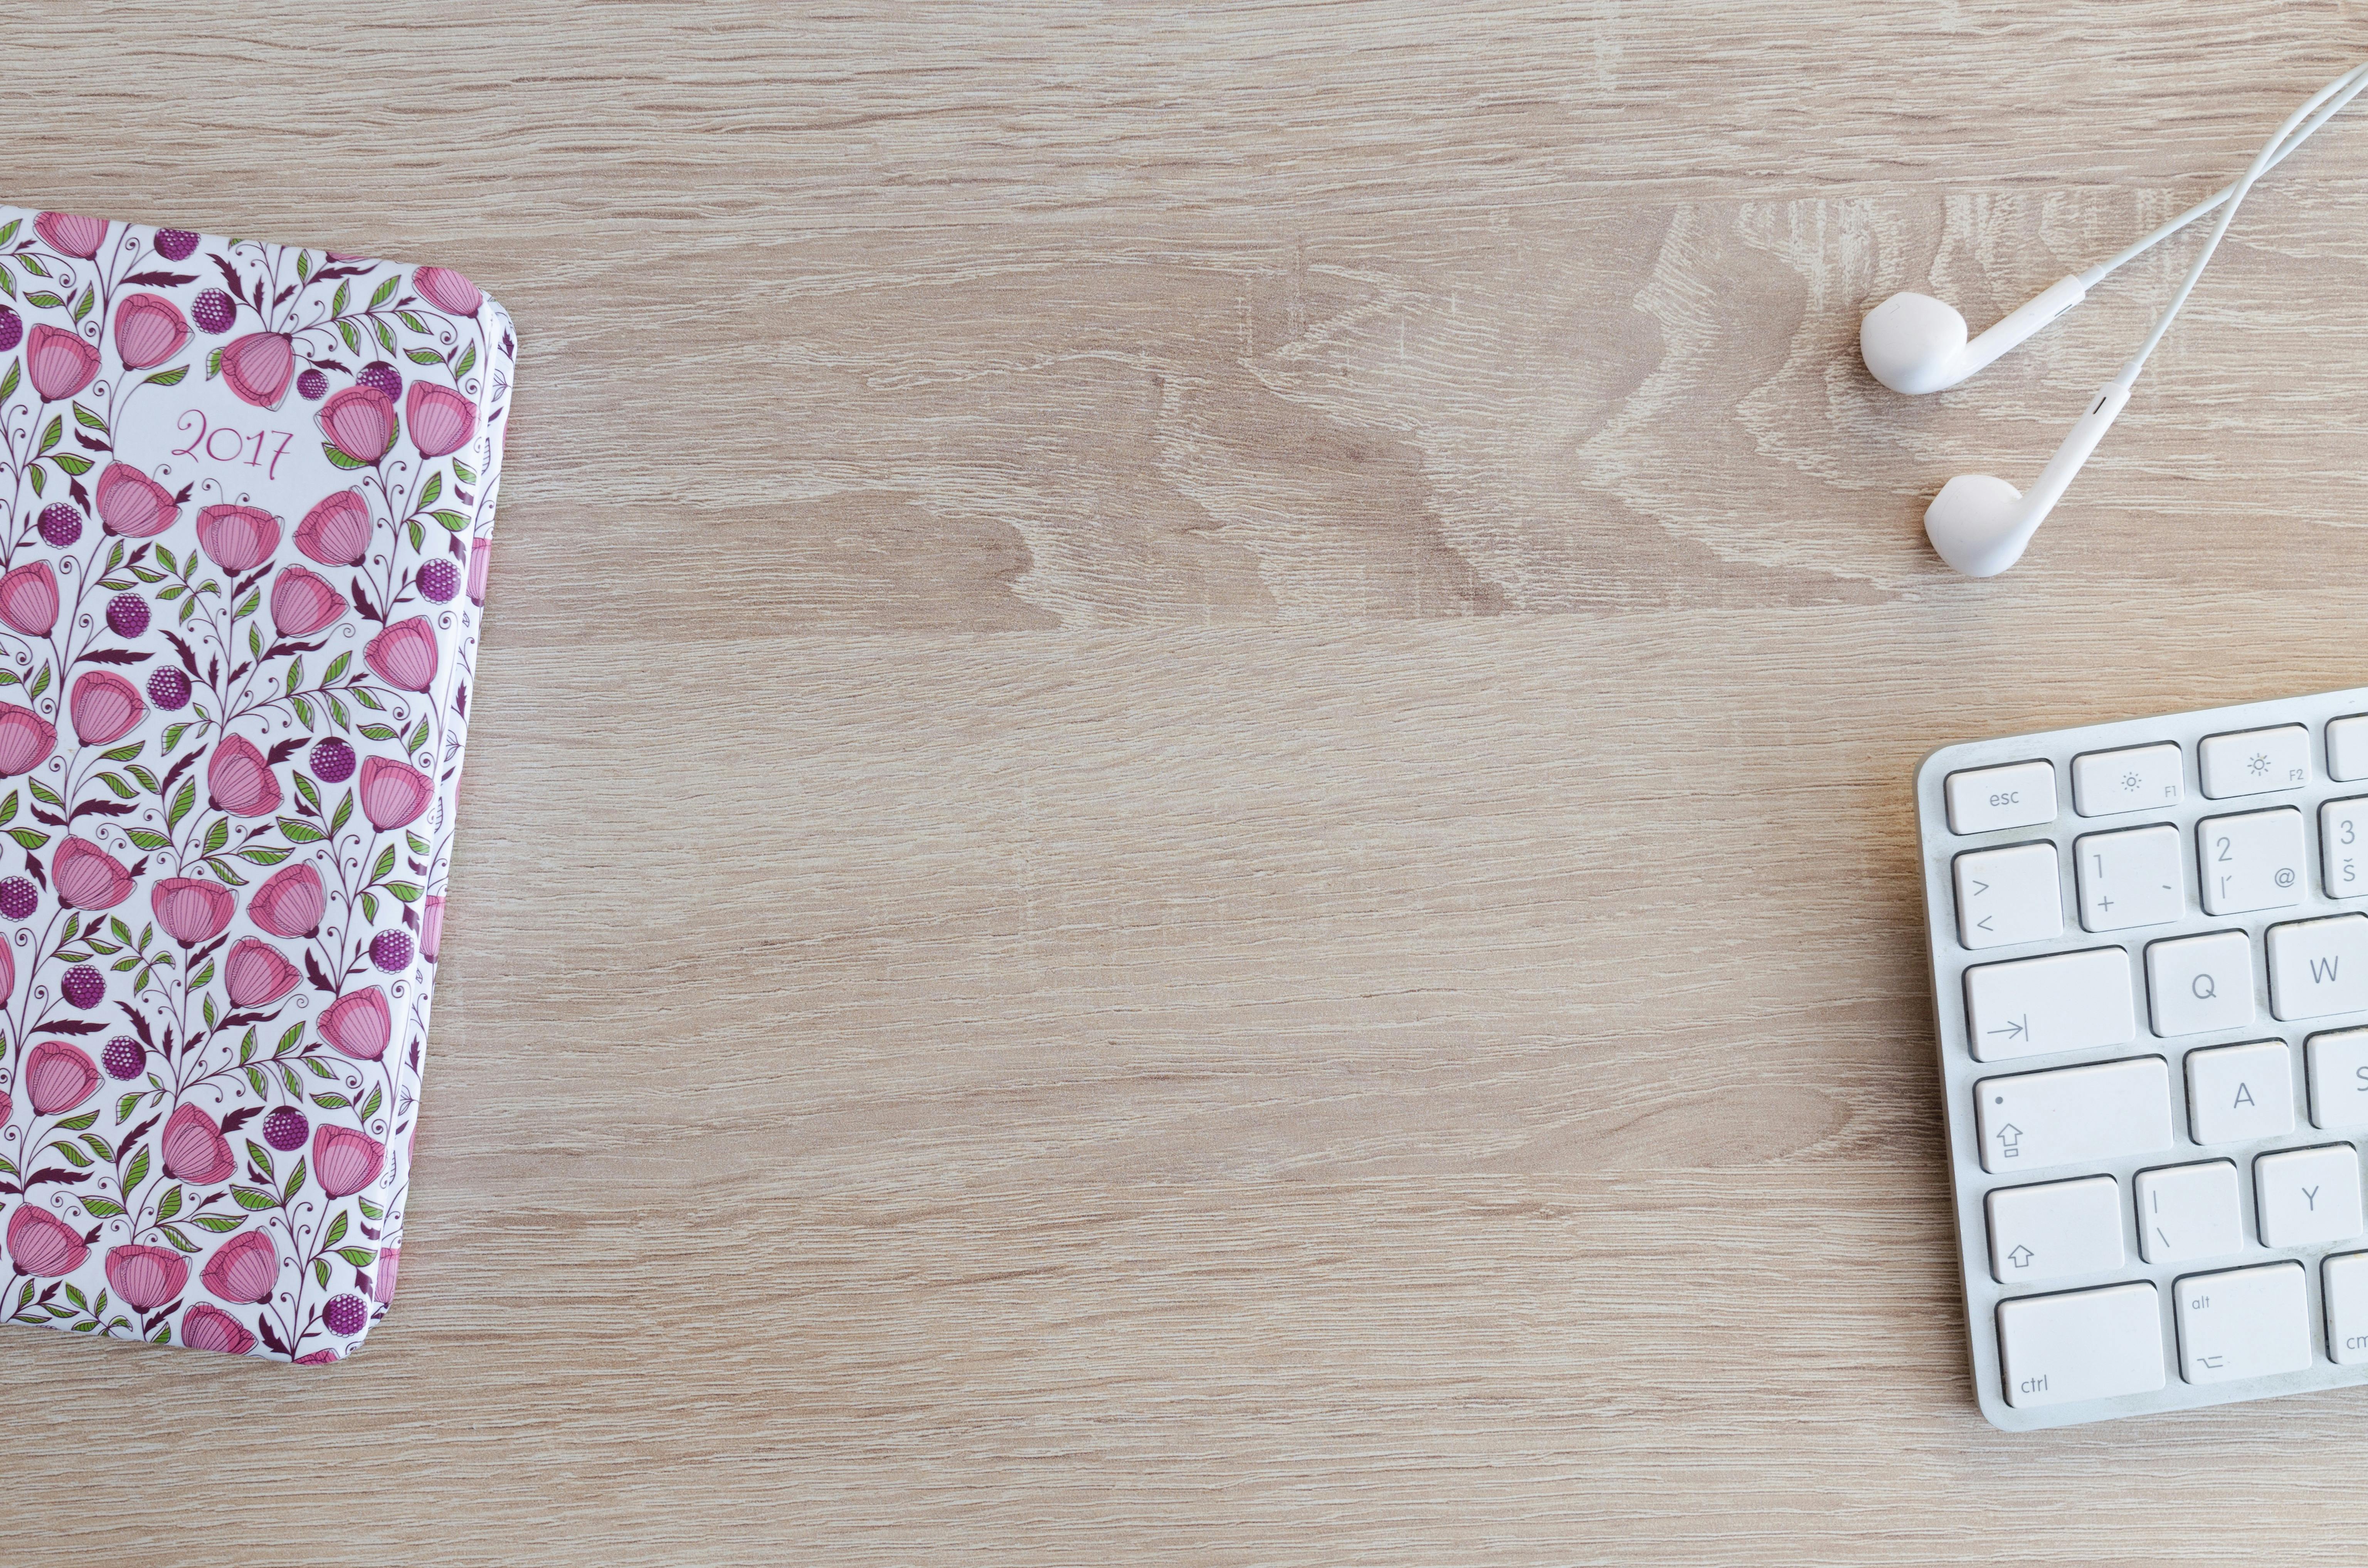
1922,379,2131,575
1860,276,2088,395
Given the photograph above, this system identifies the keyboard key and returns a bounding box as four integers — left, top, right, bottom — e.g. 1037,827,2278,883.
1975,1056,2174,1174
1963,948,2136,1063
1998,1282,2165,1409
2257,1143,2366,1248
2329,716,2368,783
1946,760,2058,835
1987,1175,2124,1284
2074,825,2183,931
2186,1039,2294,1144
2323,1252,2368,1363
2267,914,2368,1022
2200,724,2311,798
2324,797,2368,899
2175,1262,2311,1384
1954,842,2063,950
2074,743,2184,817
2137,1161,2245,1265
2307,1028,2368,1130
2145,930,2256,1037
2198,807,2307,916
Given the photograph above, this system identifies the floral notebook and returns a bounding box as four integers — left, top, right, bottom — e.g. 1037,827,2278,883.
0,207,512,1362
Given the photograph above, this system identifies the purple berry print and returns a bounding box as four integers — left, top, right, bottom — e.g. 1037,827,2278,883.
310,736,355,784
148,666,191,711
61,966,102,1009
0,306,18,354
192,289,235,334
370,929,412,973
416,559,459,603
263,1106,309,1152
0,877,35,921
37,503,81,548
355,360,403,401
297,368,328,401
103,1036,144,1080
153,229,199,262
323,1294,368,1336
106,593,148,639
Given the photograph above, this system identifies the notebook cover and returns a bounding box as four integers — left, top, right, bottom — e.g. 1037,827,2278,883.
0,207,512,1362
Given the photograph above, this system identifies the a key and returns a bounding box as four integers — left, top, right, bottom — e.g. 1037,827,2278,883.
1997,1282,2166,1409
1986,1175,2124,1284
1946,760,2057,835
1955,841,2063,951
2175,1262,2311,1384
2329,716,2368,783
2322,1252,2368,1363
2074,825,2184,931
2267,914,2368,1022
2073,743,2185,817
2198,807,2307,916
2256,1143,2366,1249
2323,797,2368,899
2145,930,2256,1037
2185,1040,2294,1145
1962,947,2135,1063
2200,724,2311,798
1974,1056,2174,1174
2137,1161,2245,1265
2307,1027,2368,1131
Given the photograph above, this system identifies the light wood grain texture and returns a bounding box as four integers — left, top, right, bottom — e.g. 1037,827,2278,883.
14,1,2368,1561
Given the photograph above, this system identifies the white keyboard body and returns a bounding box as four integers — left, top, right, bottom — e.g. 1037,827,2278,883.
1918,687,2368,1429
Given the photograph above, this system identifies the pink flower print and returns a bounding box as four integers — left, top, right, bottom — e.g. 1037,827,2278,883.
364,616,437,693
219,331,296,410
270,565,345,637
405,381,477,459
24,325,100,402
294,1348,343,1365
152,875,236,946
160,1103,234,1183
468,537,489,605
112,293,190,371
313,1123,385,1198
317,385,398,464
296,489,371,566
6,1205,86,1277
33,211,106,259
0,933,15,1005
319,986,390,1060
52,837,132,909
247,863,325,938
193,503,280,573
104,1244,188,1311
69,670,144,746
179,1302,256,1355
369,1243,400,1304
200,1228,279,1304
222,937,298,1010
357,755,432,830
0,704,55,776
23,1040,98,1114
94,462,180,538
421,892,444,962
412,266,483,316
0,560,59,635
207,733,281,817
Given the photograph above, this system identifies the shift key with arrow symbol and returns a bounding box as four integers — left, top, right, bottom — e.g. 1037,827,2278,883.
1985,1173,2126,1285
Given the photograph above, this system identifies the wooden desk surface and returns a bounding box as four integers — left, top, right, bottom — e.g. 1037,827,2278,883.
12,3,2368,1561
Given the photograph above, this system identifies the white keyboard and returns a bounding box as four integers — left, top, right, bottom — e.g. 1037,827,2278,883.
1918,687,2368,1429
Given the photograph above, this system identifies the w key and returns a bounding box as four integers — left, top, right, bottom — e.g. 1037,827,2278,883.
2268,914,2368,1021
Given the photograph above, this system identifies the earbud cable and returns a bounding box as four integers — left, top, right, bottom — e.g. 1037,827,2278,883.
2085,63,2368,289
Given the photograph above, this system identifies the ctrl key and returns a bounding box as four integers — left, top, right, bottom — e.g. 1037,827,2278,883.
1998,1282,2166,1409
